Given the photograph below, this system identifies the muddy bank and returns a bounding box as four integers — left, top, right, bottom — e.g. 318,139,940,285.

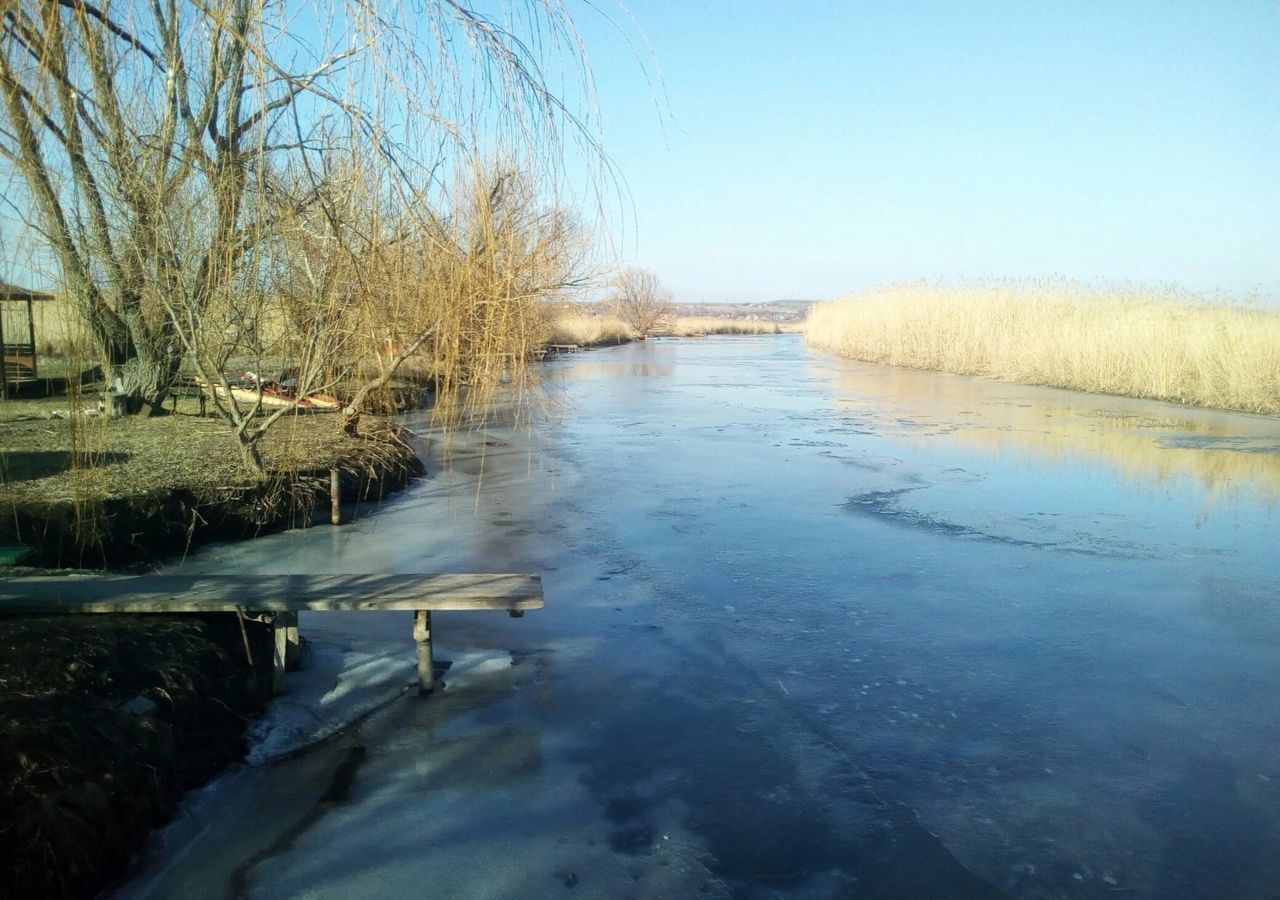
0,613,275,900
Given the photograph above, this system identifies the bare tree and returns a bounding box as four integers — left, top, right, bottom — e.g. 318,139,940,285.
160,154,587,476
0,0,609,418
611,267,673,337
337,164,588,438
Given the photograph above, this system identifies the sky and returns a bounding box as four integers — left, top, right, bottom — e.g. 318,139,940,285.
2,2,1275,305
572,1,1279,303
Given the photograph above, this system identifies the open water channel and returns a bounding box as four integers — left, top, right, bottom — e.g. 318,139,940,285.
119,335,1279,900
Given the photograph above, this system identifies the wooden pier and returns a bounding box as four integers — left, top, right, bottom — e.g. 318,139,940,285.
0,573,544,694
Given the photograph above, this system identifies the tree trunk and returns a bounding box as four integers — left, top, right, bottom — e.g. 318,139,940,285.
238,440,267,480
105,348,181,416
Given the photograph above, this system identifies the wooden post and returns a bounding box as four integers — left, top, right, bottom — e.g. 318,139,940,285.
270,611,301,693
0,303,7,398
279,610,301,671
271,612,289,694
330,468,341,525
414,609,434,694
26,296,37,380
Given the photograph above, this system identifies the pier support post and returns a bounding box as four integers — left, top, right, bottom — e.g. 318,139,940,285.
281,611,301,671
330,468,341,525
270,611,301,693
271,613,287,694
414,610,434,694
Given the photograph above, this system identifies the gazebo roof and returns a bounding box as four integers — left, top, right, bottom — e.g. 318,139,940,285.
0,280,54,302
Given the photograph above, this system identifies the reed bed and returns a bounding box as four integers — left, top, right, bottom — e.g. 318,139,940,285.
542,313,797,345
666,317,796,336
544,314,634,347
806,282,1280,415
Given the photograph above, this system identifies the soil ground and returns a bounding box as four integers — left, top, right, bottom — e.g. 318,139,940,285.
0,393,424,899
1,394,394,504
0,612,271,900
1,395,421,567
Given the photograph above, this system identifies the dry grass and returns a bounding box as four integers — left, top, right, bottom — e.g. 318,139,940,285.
666,316,796,336
806,282,1280,415
0,400,389,506
1,614,263,900
544,313,634,347
541,312,799,345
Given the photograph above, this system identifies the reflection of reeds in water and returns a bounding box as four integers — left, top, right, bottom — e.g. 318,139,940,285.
827,360,1280,505
807,282,1280,415
546,360,675,382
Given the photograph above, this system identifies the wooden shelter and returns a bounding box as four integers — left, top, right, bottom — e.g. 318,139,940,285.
0,280,52,397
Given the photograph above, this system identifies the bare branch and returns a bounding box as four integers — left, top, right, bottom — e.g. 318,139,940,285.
56,0,164,70
611,267,673,337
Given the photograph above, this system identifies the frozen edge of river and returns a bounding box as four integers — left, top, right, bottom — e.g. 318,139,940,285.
113,634,516,899
246,637,521,766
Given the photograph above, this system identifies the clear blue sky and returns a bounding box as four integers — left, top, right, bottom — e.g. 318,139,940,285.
575,1,1279,303
3,2,1275,304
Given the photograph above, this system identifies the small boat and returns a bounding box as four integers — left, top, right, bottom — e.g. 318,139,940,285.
198,373,341,412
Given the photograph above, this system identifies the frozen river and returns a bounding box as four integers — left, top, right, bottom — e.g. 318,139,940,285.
123,335,1280,899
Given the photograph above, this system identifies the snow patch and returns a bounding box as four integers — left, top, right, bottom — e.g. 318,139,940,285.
247,641,416,765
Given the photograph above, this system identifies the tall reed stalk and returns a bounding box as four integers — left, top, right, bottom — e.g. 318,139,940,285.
806,281,1280,414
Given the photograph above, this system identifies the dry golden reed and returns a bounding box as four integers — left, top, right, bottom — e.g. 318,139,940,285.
544,314,633,347
666,317,797,336
543,313,798,345
806,281,1280,415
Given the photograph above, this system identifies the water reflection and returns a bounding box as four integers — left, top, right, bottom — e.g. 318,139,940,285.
405,425,554,573
819,357,1280,503
542,355,675,384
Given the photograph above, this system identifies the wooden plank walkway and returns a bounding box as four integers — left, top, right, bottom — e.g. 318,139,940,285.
0,574,543,694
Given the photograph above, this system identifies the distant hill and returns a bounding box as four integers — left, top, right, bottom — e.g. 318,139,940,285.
554,299,818,323
672,300,815,322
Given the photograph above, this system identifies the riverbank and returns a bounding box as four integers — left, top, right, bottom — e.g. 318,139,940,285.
805,282,1280,415
545,312,799,346
1,398,423,567
1,612,273,900
665,316,800,336
1,397,425,899
544,314,634,348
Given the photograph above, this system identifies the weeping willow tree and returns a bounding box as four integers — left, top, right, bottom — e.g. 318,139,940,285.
177,155,585,475
0,0,609,442
342,165,585,422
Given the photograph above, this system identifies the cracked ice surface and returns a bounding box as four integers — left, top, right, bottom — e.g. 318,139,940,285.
118,335,1280,900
